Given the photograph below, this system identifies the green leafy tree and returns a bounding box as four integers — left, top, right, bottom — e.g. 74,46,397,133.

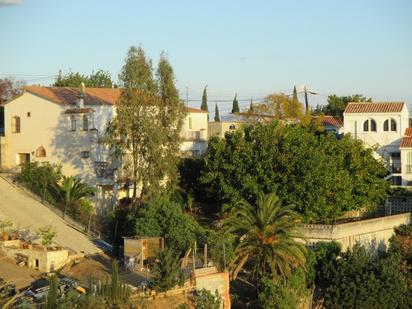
314,94,372,119
206,229,236,272
19,161,62,204
37,225,57,247
0,78,22,103
258,268,310,309
192,289,222,309
54,69,113,88
223,193,306,280
322,244,411,308
201,85,208,112
106,46,184,205
231,93,240,113
214,103,220,122
152,247,184,292
200,122,389,222
134,198,205,252
56,176,95,219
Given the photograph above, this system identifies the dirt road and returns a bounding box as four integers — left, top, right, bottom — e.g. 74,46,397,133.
0,176,101,255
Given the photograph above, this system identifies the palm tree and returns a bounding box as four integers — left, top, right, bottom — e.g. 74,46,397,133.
56,176,95,219
223,193,306,281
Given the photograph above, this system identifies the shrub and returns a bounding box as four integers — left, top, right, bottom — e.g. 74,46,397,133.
37,225,57,247
19,162,62,204
152,247,184,292
192,289,221,309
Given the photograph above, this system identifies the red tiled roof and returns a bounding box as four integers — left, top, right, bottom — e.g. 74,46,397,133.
400,128,412,148
312,116,343,127
23,86,205,113
344,102,405,114
405,128,412,137
25,86,120,105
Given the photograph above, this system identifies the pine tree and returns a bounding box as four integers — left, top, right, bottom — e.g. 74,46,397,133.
214,104,220,122
249,98,254,112
232,93,240,113
201,86,208,111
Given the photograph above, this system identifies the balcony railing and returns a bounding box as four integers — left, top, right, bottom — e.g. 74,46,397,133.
182,131,206,141
390,164,402,174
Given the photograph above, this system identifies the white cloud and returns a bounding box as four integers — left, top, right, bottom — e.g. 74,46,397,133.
0,0,22,5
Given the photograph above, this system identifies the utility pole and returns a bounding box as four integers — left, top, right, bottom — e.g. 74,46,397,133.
304,85,309,113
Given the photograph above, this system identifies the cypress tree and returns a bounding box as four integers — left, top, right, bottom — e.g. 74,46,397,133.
201,86,208,111
293,86,298,103
214,103,220,122
232,93,240,113
249,98,254,112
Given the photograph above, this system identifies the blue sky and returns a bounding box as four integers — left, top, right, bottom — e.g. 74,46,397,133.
0,0,411,114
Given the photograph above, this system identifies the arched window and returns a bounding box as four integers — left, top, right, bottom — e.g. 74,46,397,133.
35,146,46,158
383,119,389,131
391,119,397,131
83,115,89,131
363,120,369,132
70,115,76,131
370,119,377,132
11,116,20,133
384,119,397,132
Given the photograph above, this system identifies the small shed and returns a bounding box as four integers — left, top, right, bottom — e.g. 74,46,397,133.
123,236,164,270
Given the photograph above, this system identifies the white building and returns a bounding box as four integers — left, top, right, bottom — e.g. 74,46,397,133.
0,86,208,210
343,102,409,185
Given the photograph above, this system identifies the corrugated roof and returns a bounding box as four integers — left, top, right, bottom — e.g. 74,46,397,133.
22,86,205,113
344,102,405,114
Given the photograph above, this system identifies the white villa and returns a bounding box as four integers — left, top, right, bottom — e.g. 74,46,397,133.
0,86,208,211
343,102,412,185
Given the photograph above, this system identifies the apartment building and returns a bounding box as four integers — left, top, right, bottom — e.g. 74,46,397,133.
0,86,208,210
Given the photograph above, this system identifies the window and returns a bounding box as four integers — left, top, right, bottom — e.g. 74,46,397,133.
81,151,90,159
383,119,389,131
11,116,20,133
391,176,402,186
363,120,369,132
363,119,376,132
27,112,31,117
83,115,89,131
384,119,397,132
70,115,76,131
189,117,192,129
407,152,412,174
229,124,236,130
391,119,397,131
370,119,376,132
391,152,401,159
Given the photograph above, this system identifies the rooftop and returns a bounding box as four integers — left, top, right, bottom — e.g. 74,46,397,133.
22,86,206,113
344,102,405,114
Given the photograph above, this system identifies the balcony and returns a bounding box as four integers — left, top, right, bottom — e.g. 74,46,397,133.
390,164,402,174
182,130,206,142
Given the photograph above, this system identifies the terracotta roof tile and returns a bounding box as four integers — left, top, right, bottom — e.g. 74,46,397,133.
312,116,343,127
344,102,405,114
23,86,204,113
405,128,412,137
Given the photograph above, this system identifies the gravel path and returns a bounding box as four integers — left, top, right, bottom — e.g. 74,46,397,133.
0,176,101,255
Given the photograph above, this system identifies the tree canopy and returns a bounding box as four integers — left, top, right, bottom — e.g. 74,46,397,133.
54,69,114,88
231,93,240,113
106,46,185,204
314,94,372,119
199,122,389,223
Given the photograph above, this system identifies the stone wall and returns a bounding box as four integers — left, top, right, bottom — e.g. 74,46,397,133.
301,213,412,251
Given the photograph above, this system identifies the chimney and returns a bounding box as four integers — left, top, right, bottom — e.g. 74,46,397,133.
77,82,86,108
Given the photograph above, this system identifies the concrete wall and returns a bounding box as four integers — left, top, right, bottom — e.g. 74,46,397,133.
181,112,208,156
208,121,243,139
0,241,69,272
193,267,230,309
301,213,412,251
